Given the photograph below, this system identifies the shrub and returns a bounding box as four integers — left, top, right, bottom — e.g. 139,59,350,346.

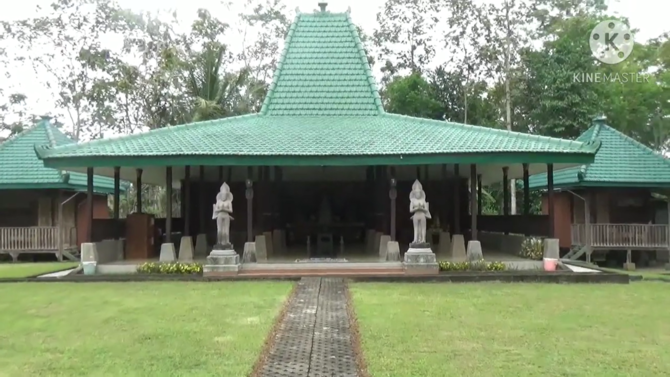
438,260,507,272
519,237,544,260
137,262,203,275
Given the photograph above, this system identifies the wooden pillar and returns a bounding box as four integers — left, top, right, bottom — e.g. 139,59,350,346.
86,167,94,243
246,167,254,242
184,166,191,236
165,166,172,243
453,164,461,234
113,167,120,240
477,174,482,215
502,167,509,216
218,166,224,181
470,164,478,241
585,191,592,263
199,166,206,235
547,163,555,238
523,163,530,236
135,168,143,213
416,166,421,180
389,167,397,241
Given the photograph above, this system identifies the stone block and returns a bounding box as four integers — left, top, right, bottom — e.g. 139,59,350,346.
263,231,274,257
242,242,257,263
450,234,466,261
386,241,400,262
466,240,484,261
378,234,391,260
255,235,268,262
373,232,382,256
159,243,176,262
195,233,208,257
272,229,286,255
543,238,560,259
96,240,122,264
178,236,194,262
80,242,98,263
204,248,240,275
438,231,451,256
403,248,439,275
623,262,636,271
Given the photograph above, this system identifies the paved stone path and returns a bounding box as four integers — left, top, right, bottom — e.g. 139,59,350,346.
258,277,359,377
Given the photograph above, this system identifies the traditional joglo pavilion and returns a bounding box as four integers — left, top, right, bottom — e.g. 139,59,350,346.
35,3,600,269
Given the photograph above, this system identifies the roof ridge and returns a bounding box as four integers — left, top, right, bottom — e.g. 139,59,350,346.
344,12,384,114
258,13,300,116
0,121,41,154
39,119,69,184
36,113,260,158
577,123,601,181
381,113,601,152
601,123,670,168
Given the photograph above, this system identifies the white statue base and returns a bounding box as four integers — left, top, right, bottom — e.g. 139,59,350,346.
403,246,439,275
203,244,240,275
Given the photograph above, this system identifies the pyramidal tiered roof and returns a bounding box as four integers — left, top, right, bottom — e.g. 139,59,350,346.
0,118,121,192
35,3,599,170
528,117,670,189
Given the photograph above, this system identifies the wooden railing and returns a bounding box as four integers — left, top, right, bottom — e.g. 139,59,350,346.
0,227,59,251
571,223,669,249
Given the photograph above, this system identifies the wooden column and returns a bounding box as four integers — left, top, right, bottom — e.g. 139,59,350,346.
442,165,448,230
453,164,461,234
523,163,530,236
470,164,478,241
389,167,397,241
585,191,592,263
184,166,191,236
135,168,143,213
113,167,120,240
199,166,206,235
165,166,172,243
477,174,482,215
86,167,94,243
246,167,254,242
547,163,555,238
218,166,224,181
502,167,509,216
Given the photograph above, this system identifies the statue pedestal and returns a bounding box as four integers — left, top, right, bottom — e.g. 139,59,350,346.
403,246,439,275
203,244,240,276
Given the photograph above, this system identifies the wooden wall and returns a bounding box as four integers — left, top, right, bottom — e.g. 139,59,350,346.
76,195,111,247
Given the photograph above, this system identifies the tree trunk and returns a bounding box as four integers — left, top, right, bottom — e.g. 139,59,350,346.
504,0,517,215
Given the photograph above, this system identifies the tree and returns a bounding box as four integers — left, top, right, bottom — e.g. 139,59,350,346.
373,0,440,88
384,73,443,119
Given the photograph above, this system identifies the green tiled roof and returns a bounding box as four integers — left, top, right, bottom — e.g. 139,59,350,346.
0,119,125,193
528,119,670,189
35,5,599,170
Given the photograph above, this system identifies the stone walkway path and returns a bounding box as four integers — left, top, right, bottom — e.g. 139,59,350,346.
258,277,359,377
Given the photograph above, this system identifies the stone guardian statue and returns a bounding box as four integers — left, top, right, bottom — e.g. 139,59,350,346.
212,182,234,249
409,179,432,246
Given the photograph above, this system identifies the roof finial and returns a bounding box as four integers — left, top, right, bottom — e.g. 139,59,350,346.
593,114,607,124
318,2,327,12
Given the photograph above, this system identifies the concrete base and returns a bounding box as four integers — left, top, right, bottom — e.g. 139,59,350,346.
272,229,285,255
178,236,194,262
466,240,483,262
194,233,208,257
623,262,636,271
263,231,273,257
81,242,99,263
543,238,560,259
450,234,466,261
386,241,400,262
255,235,268,262
96,239,122,264
204,249,240,275
159,243,176,262
437,231,451,255
378,235,391,260
242,242,257,263
403,248,439,275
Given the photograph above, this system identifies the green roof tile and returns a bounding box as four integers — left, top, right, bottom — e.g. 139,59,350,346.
35,5,599,170
0,119,125,193
528,119,670,189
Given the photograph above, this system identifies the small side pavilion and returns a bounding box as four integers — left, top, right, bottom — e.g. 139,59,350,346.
529,116,670,269
0,118,123,261
35,3,599,267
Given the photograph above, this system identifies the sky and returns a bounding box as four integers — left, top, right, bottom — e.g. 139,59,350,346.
0,0,668,136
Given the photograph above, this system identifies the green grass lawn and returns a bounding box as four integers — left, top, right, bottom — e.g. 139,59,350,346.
0,262,78,278
351,283,670,377
0,282,292,376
